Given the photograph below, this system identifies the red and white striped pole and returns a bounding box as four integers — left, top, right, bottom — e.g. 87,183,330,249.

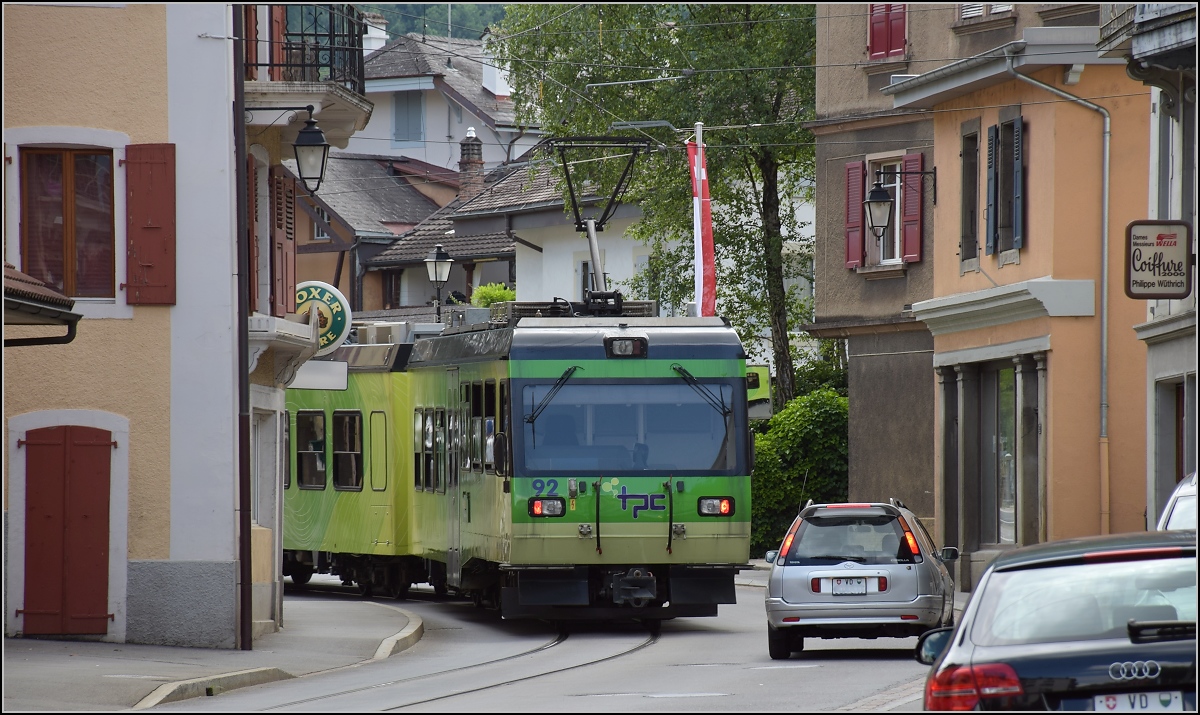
687,122,716,316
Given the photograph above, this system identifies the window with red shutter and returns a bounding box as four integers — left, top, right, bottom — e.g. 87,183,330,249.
270,167,297,316
901,152,923,263
124,143,176,305
867,4,906,60
243,5,258,81
845,161,865,269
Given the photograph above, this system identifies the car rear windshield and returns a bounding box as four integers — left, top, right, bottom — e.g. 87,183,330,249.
970,556,1197,647
1165,494,1196,531
784,515,918,566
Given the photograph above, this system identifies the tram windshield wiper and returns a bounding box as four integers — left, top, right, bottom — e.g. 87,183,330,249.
671,364,731,417
524,365,582,425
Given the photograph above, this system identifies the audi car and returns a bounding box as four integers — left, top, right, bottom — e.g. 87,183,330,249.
763,500,958,659
915,529,1197,711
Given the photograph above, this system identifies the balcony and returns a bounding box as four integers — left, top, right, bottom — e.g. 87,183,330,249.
243,4,373,148
1098,4,1136,56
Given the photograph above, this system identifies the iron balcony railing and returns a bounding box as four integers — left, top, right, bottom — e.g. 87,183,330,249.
244,4,366,97
1099,4,1137,47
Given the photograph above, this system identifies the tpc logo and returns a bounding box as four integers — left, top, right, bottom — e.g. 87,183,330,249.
616,485,667,518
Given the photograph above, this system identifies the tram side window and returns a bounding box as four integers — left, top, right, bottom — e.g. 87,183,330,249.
471,382,483,471
413,409,424,490
283,410,291,489
498,381,510,476
484,379,497,472
435,408,446,493
296,411,327,489
423,408,435,491
333,411,363,491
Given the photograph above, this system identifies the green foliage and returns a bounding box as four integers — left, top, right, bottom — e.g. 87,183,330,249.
750,388,848,556
495,5,818,404
359,4,507,40
470,282,516,307
793,338,848,397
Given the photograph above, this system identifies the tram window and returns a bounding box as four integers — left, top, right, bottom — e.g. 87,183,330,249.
283,411,291,489
471,382,483,419
423,408,435,491
369,411,387,491
413,409,424,490
484,380,497,472
333,411,363,491
472,416,483,470
435,409,447,493
459,407,472,471
448,409,460,488
498,381,510,477
296,411,327,490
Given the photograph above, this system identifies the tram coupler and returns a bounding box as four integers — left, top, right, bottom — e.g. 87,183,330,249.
610,566,656,607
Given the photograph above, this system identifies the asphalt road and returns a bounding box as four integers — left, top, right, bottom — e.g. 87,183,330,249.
153,574,930,712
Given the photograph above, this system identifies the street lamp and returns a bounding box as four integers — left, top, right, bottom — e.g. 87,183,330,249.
424,243,453,322
863,167,938,240
244,104,331,193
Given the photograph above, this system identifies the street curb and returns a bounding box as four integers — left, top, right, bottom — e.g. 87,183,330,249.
130,606,423,710
131,667,295,709
367,604,424,660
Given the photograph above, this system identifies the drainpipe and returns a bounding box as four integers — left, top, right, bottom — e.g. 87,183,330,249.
1004,46,1111,534
233,7,255,648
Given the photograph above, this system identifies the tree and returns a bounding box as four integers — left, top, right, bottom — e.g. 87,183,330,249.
495,4,817,405
359,4,507,40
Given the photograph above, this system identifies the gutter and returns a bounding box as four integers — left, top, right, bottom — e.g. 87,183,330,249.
4,318,78,347
882,41,1028,96
1002,45,1113,535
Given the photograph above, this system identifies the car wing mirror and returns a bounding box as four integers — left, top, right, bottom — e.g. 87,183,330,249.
941,546,959,562
765,550,778,564
915,627,953,665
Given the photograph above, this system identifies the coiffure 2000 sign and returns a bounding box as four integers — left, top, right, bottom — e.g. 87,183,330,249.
1125,220,1193,300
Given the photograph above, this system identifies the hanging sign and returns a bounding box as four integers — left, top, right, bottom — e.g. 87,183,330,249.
296,280,352,356
1125,220,1192,300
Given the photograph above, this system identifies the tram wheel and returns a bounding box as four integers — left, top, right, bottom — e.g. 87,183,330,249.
289,566,313,586
388,582,409,600
643,619,662,637
358,581,375,599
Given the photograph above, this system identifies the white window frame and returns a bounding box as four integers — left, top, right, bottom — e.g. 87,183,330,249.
866,153,904,266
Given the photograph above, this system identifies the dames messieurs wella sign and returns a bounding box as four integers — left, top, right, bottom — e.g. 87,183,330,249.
1125,220,1193,300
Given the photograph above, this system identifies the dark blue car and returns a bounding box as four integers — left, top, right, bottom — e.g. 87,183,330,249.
916,530,1196,711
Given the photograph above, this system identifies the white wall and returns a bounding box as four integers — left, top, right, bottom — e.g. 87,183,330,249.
512,217,641,303
166,4,239,560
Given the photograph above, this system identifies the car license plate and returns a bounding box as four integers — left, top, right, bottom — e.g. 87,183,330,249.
832,577,866,595
1094,692,1184,712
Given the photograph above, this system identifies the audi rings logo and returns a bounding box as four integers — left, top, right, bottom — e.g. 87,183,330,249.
1109,661,1161,681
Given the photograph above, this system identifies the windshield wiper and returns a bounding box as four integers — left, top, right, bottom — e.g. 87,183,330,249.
524,365,581,425
671,363,731,417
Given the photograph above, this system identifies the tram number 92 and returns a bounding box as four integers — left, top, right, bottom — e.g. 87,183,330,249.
531,479,559,496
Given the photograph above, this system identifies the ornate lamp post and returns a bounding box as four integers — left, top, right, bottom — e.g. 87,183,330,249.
424,243,453,322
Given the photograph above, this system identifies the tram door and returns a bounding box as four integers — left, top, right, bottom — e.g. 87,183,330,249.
446,368,462,589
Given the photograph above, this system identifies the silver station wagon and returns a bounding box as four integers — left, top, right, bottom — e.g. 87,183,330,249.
763,499,958,659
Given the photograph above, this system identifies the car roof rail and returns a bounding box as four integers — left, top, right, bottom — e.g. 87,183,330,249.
805,498,814,509
890,497,906,509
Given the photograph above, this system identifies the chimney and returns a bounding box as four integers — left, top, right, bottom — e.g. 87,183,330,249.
458,127,485,200
362,12,388,56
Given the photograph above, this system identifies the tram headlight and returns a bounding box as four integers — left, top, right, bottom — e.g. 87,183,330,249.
698,497,735,516
604,337,647,358
528,497,566,517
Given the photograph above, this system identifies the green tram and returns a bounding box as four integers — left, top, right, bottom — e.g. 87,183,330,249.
284,300,754,623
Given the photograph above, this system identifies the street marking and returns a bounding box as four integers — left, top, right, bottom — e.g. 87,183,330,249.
834,675,926,711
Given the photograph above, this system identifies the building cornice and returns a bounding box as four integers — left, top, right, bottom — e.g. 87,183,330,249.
805,108,931,136
800,315,927,338
911,277,1095,336
1133,308,1196,345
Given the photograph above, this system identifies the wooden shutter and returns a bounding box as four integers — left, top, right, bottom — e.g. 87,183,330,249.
845,161,865,269
248,154,259,311
868,5,889,60
243,5,258,81
901,152,923,263
985,125,998,256
269,5,286,82
125,143,176,305
271,167,296,316
887,5,906,58
1012,119,1024,250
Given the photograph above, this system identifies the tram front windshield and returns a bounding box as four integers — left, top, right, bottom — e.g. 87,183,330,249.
519,381,740,475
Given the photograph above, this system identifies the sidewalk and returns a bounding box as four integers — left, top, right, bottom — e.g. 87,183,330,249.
3,590,422,712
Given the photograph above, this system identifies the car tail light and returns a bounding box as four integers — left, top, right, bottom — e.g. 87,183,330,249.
811,578,821,593
897,516,922,559
925,663,1023,711
973,664,1023,697
778,519,803,560
878,576,887,591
